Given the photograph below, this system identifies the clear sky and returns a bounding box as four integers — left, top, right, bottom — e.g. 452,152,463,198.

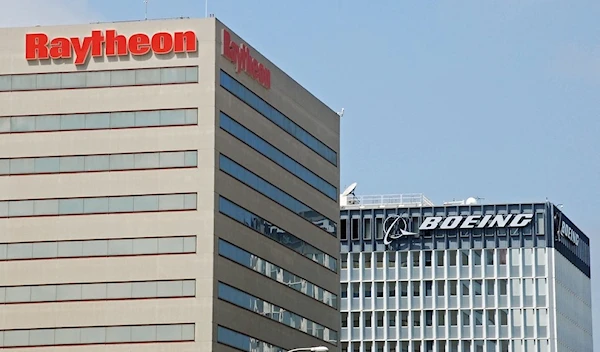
2,0,599,345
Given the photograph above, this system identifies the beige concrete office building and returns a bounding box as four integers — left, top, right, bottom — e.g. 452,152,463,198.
0,17,340,352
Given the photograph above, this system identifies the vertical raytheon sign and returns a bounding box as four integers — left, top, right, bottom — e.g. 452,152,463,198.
25,30,197,65
221,29,271,89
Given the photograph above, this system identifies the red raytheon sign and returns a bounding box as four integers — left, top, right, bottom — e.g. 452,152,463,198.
25,30,197,65
221,29,271,89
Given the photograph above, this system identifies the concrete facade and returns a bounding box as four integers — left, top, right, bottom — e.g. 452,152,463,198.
0,17,340,352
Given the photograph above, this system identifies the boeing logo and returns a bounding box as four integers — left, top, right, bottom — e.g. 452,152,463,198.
382,213,534,244
383,215,418,245
560,221,580,246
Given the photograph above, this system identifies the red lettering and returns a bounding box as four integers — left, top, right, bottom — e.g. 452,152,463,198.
220,29,271,89
25,33,49,60
25,30,197,65
70,36,93,64
49,37,71,60
105,29,128,57
129,33,151,56
174,31,197,53
152,32,173,54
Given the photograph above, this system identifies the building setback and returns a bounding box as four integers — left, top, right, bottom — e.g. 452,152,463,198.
339,190,592,352
0,17,341,352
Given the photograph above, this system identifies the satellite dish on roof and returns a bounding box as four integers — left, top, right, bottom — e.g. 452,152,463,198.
341,182,358,197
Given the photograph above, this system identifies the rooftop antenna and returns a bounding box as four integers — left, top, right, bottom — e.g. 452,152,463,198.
205,0,208,17
143,0,148,20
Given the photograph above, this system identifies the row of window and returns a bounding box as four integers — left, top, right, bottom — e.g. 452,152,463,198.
340,213,545,241
0,66,198,92
0,193,197,218
218,282,338,344
0,279,195,304
0,323,194,348
0,236,197,261
218,196,337,271
342,339,547,352
218,239,337,308
342,279,547,301
217,325,285,352
219,112,337,200
219,70,337,166
0,150,197,175
342,309,547,330
0,108,198,134
219,154,337,236
342,249,546,269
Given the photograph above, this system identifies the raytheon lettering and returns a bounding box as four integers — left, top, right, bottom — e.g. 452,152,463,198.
25,30,197,65
221,29,271,89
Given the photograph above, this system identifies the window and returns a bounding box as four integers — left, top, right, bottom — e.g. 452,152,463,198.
473,249,482,265
425,281,433,296
498,248,507,265
219,154,337,236
425,251,432,266
0,150,197,176
499,279,508,295
436,251,444,266
364,218,372,240
0,323,195,348
412,281,420,297
218,282,337,343
437,311,446,326
412,251,420,267
364,253,372,269
437,281,445,296
473,280,482,296
0,193,195,218
400,311,409,326
217,326,283,352
536,213,545,235
218,240,337,308
400,282,408,297
220,112,337,200
461,251,469,266
486,249,494,265
341,313,348,328
486,280,495,295
449,281,458,296
388,252,396,267
0,66,197,93
376,253,384,268
376,282,384,298
352,283,360,298
220,70,337,166
341,254,348,269
400,252,408,267
351,218,360,240
341,284,348,299
388,282,396,297
461,281,470,296
363,312,372,328
219,197,337,271
449,250,457,266
425,311,433,326
449,311,458,326
375,218,383,239
462,311,471,326
340,219,348,240
352,313,360,328
353,254,360,269
388,312,396,327
487,310,496,325
413,311,421,327
376,312,384,327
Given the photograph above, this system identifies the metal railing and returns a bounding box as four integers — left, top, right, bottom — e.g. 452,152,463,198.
343,193,434,207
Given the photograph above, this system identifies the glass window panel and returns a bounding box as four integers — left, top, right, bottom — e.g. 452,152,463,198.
132,281,158,298
135,110,160,126
84,71,110,87
132,238,159,254
133,195,159,211
85,113,111,129
29,329,55,346
157,281,183,297
6,286,31,302
157,324,183,341
135,68,161,85
160,151,185,167
106,326,131,343
10,158,35,174
85,155,110,171
160,67,186,83
131,325,157,342
181,324,195,340
12,74,37,90
0,202,8,217
0,118,9,133
55,328,81,345
57,241,83,257
160,109,187,125
182,280,196,296
3,330,30,347
34,157,60,173
183,236,196,252
31,285,57,302
62,71,88,88
81,283,107,300
0,75,12,91
82,240,108,256
185,67,198,82
134,153,160,169
184,151,197,166
60,114,86,130
183,193,197,209
11,116,36,132
109,154,135,170
185,109,197,124
83,197,109,213
0,244,7,260
56,284,82,301
36,115,61,131
9,200,34,216
106,282,132,298
32,242,58,258
110,112,136,128
60,156,85,172
158,194,184,210
80,327,106,343
158,237,184,253
36,73,61,90
59,198,84,214
108,196,134,212
108,239,133,255
0,159,7,175
110,70,136,86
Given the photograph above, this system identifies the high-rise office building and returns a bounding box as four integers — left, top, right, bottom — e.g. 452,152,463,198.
0,17,340,352
339,188,591,352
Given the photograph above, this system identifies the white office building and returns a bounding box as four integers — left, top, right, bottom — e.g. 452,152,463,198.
339,188,592,352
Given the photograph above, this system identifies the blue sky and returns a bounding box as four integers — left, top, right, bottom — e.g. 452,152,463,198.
3,0,599,344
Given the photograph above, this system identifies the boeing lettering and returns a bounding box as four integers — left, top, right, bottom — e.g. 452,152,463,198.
25,30,197,65
420,214,533,231
560,222,580,246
